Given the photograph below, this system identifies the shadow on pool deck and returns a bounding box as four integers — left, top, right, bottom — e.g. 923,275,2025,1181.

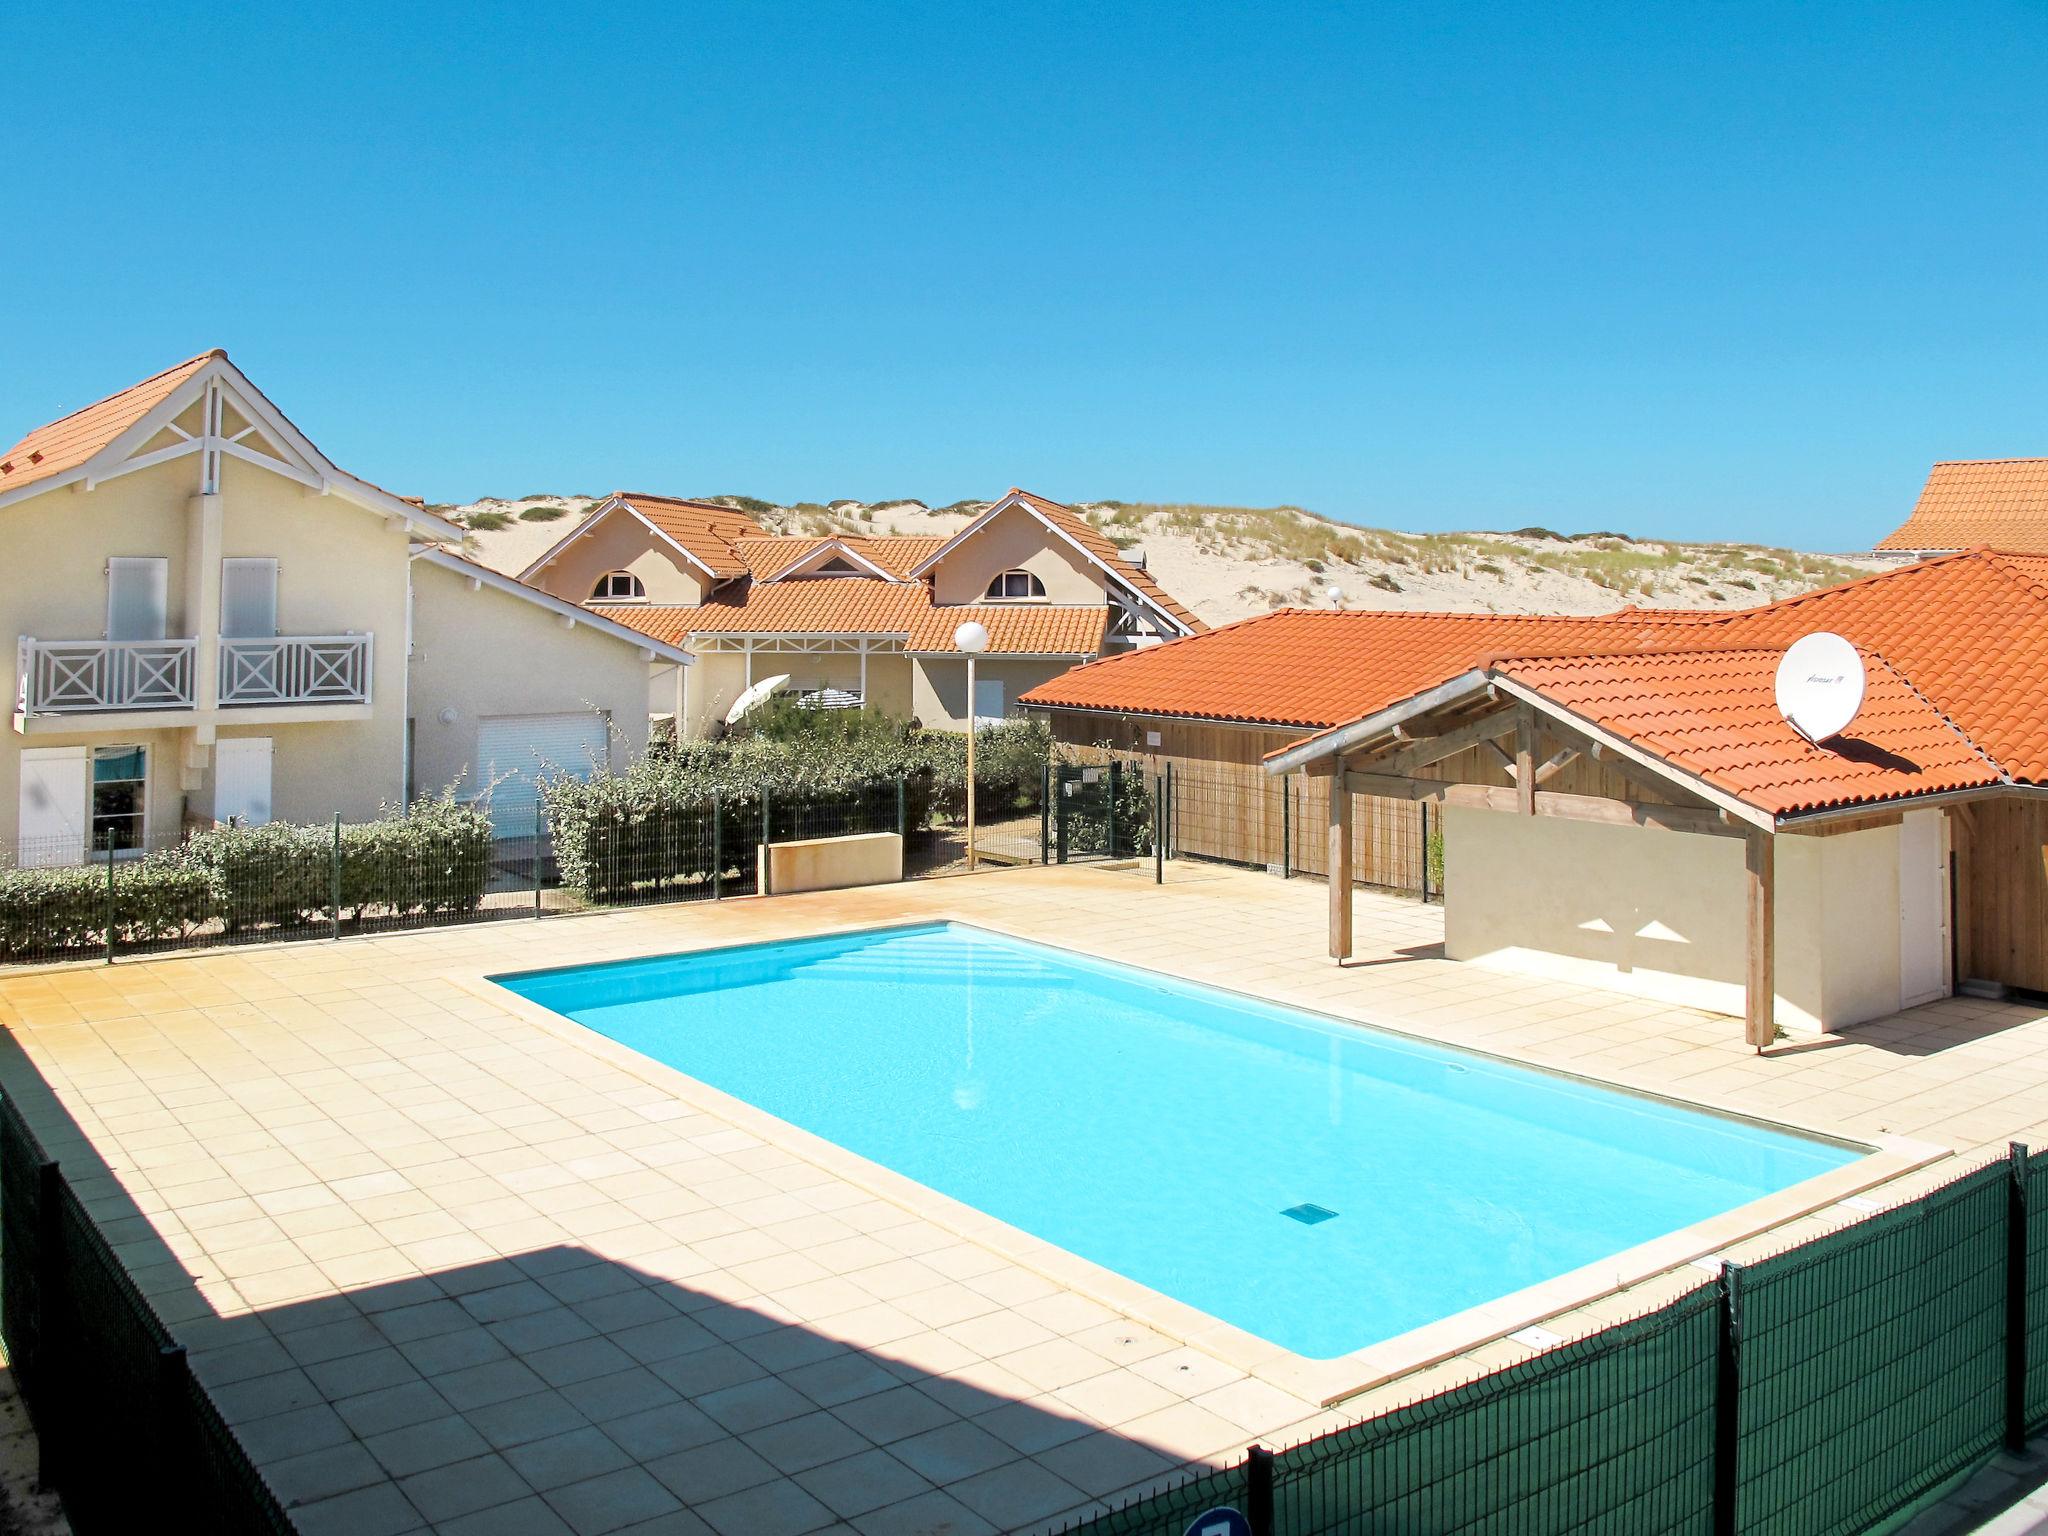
0,1047,1219,1536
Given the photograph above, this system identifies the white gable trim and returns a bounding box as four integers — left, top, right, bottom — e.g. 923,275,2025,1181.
763,538,899,582
520,495,722,585
0,355,464,540
905,490,1192,638
415,547,693,665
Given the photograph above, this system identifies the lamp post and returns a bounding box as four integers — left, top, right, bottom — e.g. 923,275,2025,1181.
953,620,989,871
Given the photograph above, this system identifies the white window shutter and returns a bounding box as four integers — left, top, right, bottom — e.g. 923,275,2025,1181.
221,558,279,639
19,749,87,866
107,558,168,642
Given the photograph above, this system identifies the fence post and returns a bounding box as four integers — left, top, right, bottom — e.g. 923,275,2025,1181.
34,1158,62,1486
1245,1444,1275,1536
712,792,724,901
1056,774,1070,866
761,784,772,896
1040,764,1051,864
1420,800,1432,903
896,776,906,842
533,799,545,919
103,835,115,965
1713,1260,1744,1536
330,813,343,941
1107,761,1119,858
2010,1142,2032,1452
155,1342,189,1494
1164,761,1174,860
1281,773,1292,879
1154,775,1164,885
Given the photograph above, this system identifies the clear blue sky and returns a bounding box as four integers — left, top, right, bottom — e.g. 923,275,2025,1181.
5,2,2045,547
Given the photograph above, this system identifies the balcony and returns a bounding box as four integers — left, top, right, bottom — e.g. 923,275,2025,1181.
17,638,197,714
17,633,373,719
219,634,372,707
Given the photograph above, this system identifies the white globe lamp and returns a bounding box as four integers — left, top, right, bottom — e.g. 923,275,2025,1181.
954,621,991,870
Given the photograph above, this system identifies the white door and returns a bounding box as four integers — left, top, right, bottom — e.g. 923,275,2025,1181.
214,738,274,827
19,748,87,867
476,713,610,838
1898,808,1949,1008
973,678,1005,730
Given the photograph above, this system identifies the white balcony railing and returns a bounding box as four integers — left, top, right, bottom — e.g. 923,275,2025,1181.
219,634,373,707
17,638,198,714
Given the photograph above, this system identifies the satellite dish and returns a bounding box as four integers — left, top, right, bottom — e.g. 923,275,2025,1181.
1774,633,1864,744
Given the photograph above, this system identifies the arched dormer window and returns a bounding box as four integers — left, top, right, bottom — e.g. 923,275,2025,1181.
984,570,1047,601
591,571,646,601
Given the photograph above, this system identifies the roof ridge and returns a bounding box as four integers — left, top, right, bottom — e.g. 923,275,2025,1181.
1861,647,2011,784
1972,548,2048,606
9,349,217,442
1930,457,2048,467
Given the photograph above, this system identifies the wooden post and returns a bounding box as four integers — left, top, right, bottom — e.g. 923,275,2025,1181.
1950,803,1974,989
1515,706,1537,816
1328,770,1353,961
1744,829,1775,1050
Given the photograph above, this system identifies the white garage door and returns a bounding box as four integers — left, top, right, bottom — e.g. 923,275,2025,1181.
477,712,610,838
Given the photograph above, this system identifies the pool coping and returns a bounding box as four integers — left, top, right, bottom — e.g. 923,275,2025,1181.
451,911,1951,1410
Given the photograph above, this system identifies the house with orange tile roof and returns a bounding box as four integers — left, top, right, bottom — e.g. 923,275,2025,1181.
519,487,1204,736
0,352,691,858
1023,552,2048,1040
1875,459,2048,556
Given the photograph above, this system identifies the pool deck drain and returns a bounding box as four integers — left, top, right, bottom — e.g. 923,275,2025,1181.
0,863,2042,1535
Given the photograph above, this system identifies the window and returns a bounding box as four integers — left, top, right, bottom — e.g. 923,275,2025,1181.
221,558,279,638
107,557,168,641
591,571,646,601
812,557,860,576
984,570,1047,600
91,745,147,853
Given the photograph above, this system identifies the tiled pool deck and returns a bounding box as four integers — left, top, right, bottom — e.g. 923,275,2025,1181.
1,862,2044,1535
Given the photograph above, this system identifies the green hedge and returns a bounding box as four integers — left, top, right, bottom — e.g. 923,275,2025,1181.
542,718,1056,902
0,799,493,959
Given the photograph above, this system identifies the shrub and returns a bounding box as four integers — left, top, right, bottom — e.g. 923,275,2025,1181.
541,718,1060,901
465,511,514,531
519,504,568,522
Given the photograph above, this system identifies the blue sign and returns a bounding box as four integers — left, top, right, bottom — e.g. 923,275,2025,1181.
1183,1511,1251,1536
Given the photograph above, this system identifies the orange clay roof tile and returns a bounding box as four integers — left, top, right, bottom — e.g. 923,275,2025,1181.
614,494,767,579
1007,489,1208,634
0,351,217,495
733,535,949,581
1876,460,2048,553
1017,608,1702,729
592,582,1104,655
1493,647,2001,816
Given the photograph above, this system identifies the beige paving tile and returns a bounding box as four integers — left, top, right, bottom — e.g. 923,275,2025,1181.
4,863,2042,1534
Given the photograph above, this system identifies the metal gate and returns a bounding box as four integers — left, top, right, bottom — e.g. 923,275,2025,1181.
1047,762,1125,862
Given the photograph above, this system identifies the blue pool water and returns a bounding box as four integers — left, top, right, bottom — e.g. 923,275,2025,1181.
498,922,1860,1359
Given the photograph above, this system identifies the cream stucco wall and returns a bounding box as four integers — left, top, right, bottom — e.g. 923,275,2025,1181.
674,649,915,739
525,509,708,606
407,557,655,801
929,505,1107,606
910,657,1074,731
0,454,410,852
1442,806,1914,1035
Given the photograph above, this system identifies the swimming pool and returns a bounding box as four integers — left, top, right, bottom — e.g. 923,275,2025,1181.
497,922,1860,1360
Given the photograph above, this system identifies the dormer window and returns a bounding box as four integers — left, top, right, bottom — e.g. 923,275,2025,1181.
591,571,646,601
812,557,860,576
985,570,1047,601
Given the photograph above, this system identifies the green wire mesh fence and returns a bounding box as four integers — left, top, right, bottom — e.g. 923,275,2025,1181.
0,1093,294,1534
1059,1146,2044,1536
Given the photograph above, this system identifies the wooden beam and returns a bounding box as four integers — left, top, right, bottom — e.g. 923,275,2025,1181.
1342,775,1746,835
1744,829,1775,1051
1532,748,1580,786
1328,777,1352,960
1371,711,1520,776
1515,706,1537,815
1949,803,1974,987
